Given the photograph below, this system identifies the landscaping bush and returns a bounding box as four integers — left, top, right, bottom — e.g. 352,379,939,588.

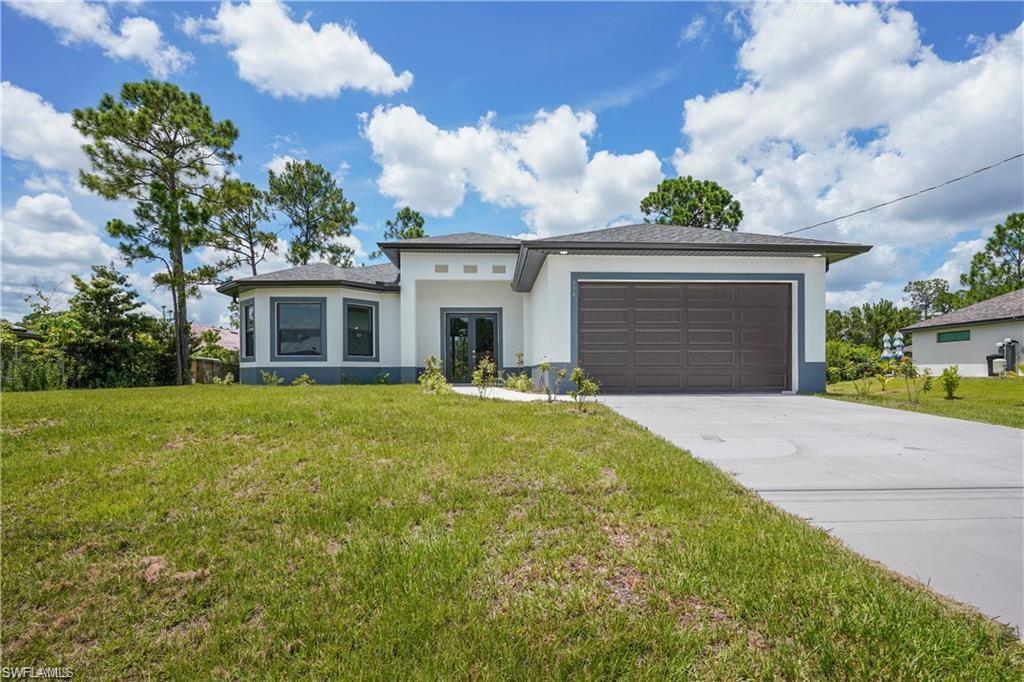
471,356,499,398
826,340,881,380
259,370,283,386
940,365,962,399
896,357,932,403
291,373,317,386
568,366,600,412
503,372,534,393
417,355,450,394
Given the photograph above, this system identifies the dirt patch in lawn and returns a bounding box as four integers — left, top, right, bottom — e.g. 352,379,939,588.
3,418,62,437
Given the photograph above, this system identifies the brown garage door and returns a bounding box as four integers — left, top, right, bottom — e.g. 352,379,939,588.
578,282,791,393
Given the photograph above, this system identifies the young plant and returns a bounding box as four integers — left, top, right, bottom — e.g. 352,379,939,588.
896,357,932,404
471,356,499,398
568,366,600,412
212,372,234,385
847,360,876,397
259,370,283,386
418,355,451,394
375,372,391,385
538,360,554,402
939,365,962,400
501,351,533,392
291,373,317,386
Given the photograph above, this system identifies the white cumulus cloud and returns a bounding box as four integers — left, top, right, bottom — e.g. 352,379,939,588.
672,2,1024,305
183,0,412,100
1,194,120,318
1,82,89,174
362,104,664,237
10,0,192,77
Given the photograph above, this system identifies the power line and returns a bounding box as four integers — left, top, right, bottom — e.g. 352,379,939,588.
782,152,1024,235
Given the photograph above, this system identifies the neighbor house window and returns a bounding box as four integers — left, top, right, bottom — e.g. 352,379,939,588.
241,300,255,361
937,330,971,343
272,298,326,360
344,299,379,361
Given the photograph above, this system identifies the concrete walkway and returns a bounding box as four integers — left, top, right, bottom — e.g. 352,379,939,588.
602,394,1024,634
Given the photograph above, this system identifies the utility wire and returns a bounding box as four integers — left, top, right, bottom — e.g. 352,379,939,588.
782,152,1024,235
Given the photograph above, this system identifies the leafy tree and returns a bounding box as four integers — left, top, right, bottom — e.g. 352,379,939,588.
640,176,743,230
370,206,426,259
903,279,959,319
73,81,239,385
203,179,278,276
268,160,357,266
961,212,1024,303
826,300,920,349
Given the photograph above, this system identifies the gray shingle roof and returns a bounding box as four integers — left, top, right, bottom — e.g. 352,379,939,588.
216,262,398,295
903,288,1024,331
381,231,521,247
533,223,861,248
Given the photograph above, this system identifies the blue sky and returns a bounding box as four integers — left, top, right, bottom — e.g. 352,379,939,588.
2,1,1022,325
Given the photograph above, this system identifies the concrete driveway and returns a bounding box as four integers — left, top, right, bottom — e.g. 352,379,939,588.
603,394,1024,633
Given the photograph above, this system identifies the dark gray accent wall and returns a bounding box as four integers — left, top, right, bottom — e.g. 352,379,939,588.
569,272,823,393
269,296,328,362
239,297,255,363
342,297,380,362
241,366,401,385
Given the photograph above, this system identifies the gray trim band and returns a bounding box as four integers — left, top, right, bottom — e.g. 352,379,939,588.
343,297,380,362
269,296,328,362
569,272,821,393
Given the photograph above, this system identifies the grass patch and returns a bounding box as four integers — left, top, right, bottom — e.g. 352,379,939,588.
826,377,1024,429
2,385,1021,678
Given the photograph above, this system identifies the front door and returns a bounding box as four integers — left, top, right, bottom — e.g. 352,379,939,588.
444,312,498,383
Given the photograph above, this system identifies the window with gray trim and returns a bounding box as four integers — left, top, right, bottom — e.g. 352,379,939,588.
344,298,379,361
275,300,324,357
241,300,255,360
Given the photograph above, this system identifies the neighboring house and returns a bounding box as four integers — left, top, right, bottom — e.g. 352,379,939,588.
902,288,1024,377
217,224,871,393
192,324,239,352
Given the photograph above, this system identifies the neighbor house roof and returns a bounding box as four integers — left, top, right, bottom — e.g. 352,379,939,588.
512,224,871,291
192,324,239,352
902,288,1024,332
216,262,400,297
379,231,521,266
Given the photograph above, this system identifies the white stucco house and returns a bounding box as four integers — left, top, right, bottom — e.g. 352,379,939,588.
217,224,871,393
902,288,1024,377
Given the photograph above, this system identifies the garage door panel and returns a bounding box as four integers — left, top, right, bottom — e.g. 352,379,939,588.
580,308,629,324
688,329,735,345
578,282,790,394
739,285,790,306
688,350,736,366
687,308,735,324
635,329,683,345
635,308,682,324
579,329,628,346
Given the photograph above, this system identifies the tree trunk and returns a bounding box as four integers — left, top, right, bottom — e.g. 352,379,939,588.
170,242,190,385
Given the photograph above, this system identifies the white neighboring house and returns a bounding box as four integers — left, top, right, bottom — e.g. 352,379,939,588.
902,288,1024,377
217,224,871,393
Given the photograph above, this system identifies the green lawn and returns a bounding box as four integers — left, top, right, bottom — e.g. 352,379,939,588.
2,386,1020,678
826,376,1024,429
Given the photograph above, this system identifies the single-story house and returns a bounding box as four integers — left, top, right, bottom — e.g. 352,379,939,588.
902,287,1024,377
192,323,239,352
217,224,871,393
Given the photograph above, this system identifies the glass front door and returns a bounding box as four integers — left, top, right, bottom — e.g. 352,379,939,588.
445,312,498,382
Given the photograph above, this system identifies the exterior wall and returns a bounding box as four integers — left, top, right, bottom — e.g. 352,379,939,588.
238,285,400,384
524,254,828,392
397,252,522,374
911,320,1024,377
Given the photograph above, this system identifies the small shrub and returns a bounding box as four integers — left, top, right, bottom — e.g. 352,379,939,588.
538,360,555,402
826,366,842,385
212,372,234,385
418,355,450,394
291,373,317,386
896,357,932,404
260,370,283,386
568,366,599,412
374,372,391,385
504,372,534,393
939,365,961,399
471,356,499,398
827,340,882,380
